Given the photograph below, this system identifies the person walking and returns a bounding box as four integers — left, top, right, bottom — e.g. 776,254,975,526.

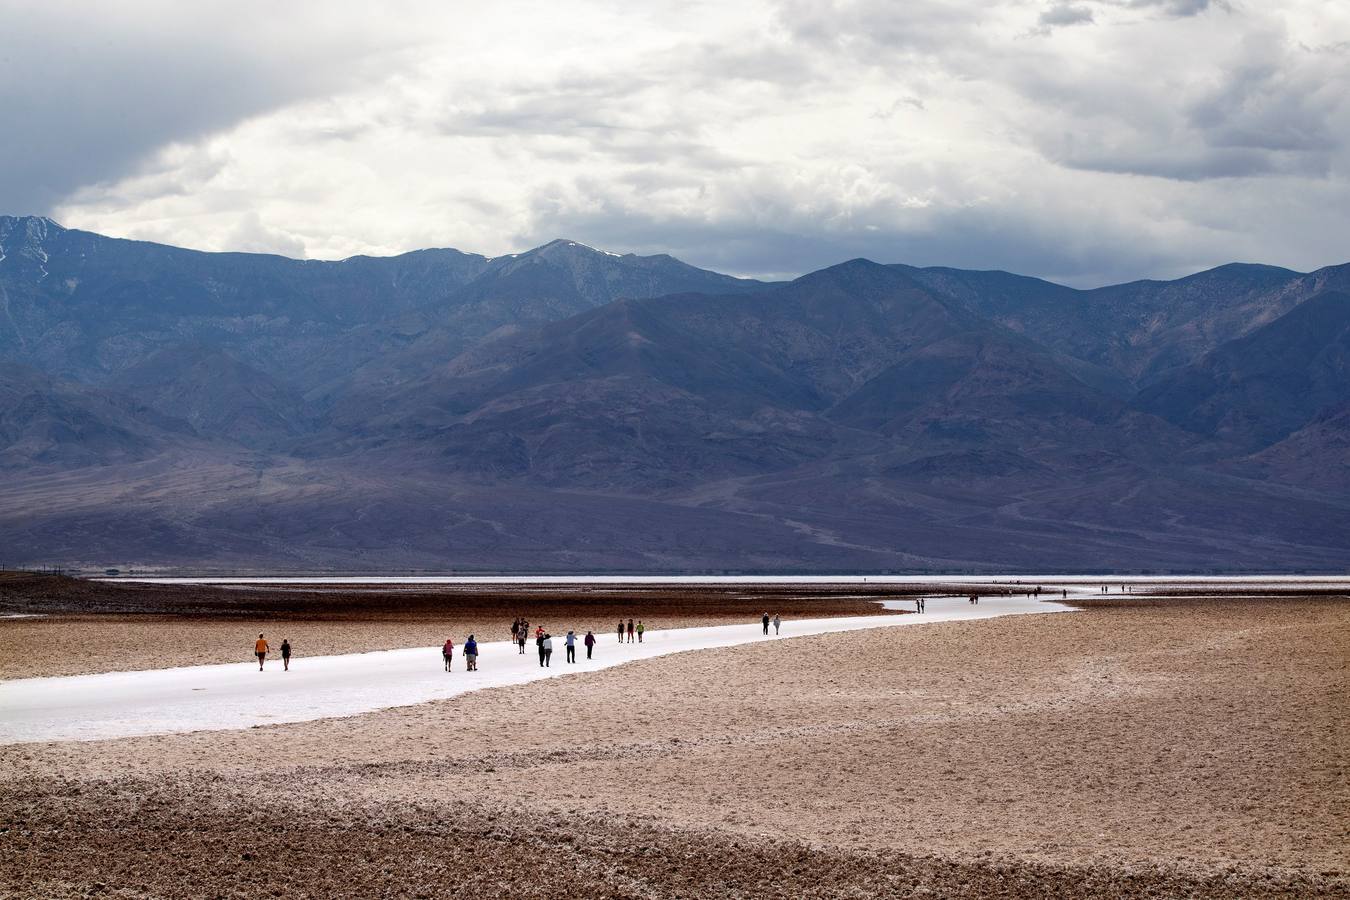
565,630,576,663
280,638,292,671
537,630,547,667
542,633,554,668
584,630,596,660
636,621,645,643
761,613,770,635
772,614,781,635
517,624,528,655
254,634,269,671
617,620,625,644
442,638,454,672
464,635,478,671
511,618,520,644
626,619,635,644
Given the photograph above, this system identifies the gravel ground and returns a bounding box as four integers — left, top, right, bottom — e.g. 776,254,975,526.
1,594,1347,898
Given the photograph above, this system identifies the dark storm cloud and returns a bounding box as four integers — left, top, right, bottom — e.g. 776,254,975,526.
0,1,417,213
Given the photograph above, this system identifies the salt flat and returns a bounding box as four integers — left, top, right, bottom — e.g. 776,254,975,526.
0,595,1071,743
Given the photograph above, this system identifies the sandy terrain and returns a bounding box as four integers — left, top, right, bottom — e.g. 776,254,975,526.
2,591,1347,897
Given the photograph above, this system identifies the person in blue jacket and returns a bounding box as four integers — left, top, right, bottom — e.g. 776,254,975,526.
464,635,478,671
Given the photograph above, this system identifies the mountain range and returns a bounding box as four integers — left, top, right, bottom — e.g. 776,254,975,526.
2,214,1347,572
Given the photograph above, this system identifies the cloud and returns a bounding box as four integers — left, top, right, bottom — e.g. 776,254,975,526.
225,212,307,259
0,0,423,213
7,0,1347,287
1037,3,1096,31
1128,0,1213,16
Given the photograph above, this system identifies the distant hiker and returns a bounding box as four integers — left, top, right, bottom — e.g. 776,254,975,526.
617,620,625,643
464,635,478,671
584,630,596,660
518,622,528,654
255,634,269,671
636,621,645,643
542,633,554,668
565,630,577,663
1062,589,1067,599
626,619,635,643
442,638,454,672
917,597,925,613
537,630,547,667
762,613,770,635
280,639,292,671
511,619,520,643
772,614,781,635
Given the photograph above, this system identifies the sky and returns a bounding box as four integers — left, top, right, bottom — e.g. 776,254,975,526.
2,0,1347,286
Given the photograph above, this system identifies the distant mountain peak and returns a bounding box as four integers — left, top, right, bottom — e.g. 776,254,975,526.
0,214,64,245
526,238,625,260
0,215,64,273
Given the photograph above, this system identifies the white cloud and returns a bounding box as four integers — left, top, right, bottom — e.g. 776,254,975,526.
5,0,1345,286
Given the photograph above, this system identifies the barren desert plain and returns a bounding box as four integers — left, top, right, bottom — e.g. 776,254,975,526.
0,573,1347,898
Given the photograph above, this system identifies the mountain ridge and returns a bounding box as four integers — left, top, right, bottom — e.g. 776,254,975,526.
1,216,1348,572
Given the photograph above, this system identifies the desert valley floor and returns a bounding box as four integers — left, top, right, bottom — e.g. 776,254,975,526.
0,575,1346,898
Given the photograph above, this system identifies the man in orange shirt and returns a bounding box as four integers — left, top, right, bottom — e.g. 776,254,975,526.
255,634,269,671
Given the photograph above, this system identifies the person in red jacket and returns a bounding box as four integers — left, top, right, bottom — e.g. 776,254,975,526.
442,638,454,672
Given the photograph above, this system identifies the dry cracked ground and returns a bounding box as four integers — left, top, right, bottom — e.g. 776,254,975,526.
1,593,1347,898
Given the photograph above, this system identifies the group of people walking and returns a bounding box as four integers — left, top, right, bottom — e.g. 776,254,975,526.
441,635,479,671
618,618,645,643
253,609,791,675
253,634,292,671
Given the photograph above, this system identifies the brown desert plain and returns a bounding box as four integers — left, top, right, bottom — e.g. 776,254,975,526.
0,573,1347,899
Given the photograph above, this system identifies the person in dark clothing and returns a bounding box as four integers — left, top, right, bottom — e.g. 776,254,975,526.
464,635,478,671
617,620,625,644
280,639,292,671
542,633,553,667
537,631,547,667
762,612,770,635
511,618,520,644
626,619,635,643
584,630,596,660
565,630,576,663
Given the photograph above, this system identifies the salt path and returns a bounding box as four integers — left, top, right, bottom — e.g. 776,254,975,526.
0,596,1074,745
